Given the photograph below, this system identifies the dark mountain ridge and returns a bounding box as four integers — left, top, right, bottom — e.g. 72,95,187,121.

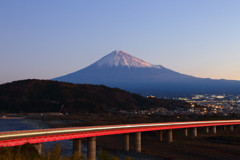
0,79,190,113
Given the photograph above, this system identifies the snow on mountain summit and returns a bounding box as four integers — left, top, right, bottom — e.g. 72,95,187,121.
95,50,163,69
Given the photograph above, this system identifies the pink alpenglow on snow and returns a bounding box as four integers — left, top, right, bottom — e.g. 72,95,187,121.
96,50,163,69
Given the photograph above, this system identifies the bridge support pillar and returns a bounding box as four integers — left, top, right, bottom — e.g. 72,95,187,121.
193,128,197,137
223,125,226,131
212,126,216,134
87,137,96,160
73,138,82,155
168,129,173,143
205,126,209,133
157,130,163,141
33,143,42,154
230,125,234,131
184,128,188,137
134,132,141,152
124,133,129,151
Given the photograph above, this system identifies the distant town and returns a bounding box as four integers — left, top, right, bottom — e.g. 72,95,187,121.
160,94,240,116
108,94,240,117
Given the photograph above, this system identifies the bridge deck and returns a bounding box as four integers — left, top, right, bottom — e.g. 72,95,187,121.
0,120,240,147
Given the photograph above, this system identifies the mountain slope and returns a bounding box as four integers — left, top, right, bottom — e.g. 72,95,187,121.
54,50,194,83
53,50,240,96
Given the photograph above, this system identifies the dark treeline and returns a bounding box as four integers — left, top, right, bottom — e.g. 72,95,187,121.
0,79,190,113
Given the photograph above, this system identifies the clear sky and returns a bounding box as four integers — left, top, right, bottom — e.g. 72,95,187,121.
1,0,240,84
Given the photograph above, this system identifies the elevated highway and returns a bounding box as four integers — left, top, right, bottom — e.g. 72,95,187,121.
1,120,240,160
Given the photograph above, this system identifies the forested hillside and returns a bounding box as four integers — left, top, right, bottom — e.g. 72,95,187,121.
0,79,190,113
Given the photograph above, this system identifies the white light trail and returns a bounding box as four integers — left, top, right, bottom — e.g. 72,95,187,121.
0,120,240,139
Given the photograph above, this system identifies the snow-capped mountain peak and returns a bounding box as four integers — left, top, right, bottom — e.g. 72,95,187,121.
95,50,163,69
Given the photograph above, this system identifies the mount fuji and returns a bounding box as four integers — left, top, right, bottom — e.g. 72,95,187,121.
53,50,240,96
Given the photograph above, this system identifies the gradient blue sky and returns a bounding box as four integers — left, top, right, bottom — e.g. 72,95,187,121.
1,0,240,84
